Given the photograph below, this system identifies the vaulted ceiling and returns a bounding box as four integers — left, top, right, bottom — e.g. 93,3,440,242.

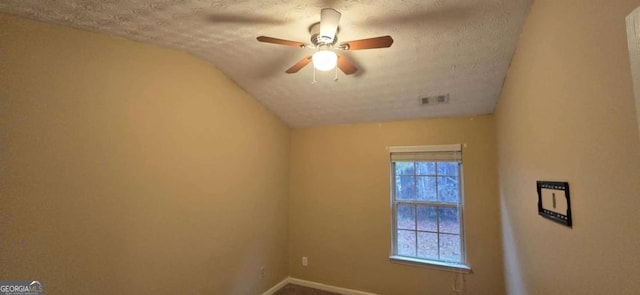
0,0,531,127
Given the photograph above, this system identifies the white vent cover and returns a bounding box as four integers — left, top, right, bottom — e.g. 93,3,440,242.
626,6,640,139
420,94,450,105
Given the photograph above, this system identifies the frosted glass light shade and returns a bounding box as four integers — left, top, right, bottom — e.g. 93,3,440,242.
312,50,338,71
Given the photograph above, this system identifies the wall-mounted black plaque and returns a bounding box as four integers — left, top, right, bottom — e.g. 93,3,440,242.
537,181,572,227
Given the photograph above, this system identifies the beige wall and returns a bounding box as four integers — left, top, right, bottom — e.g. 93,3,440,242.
0,15,290,294
496,0,640,294
288,116,504,295
11,0,640,292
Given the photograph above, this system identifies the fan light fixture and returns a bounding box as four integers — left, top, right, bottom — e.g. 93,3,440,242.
312,50,338,71
256,7,394,75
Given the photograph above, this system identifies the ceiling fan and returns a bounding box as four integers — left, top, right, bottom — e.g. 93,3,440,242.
256,8,394,75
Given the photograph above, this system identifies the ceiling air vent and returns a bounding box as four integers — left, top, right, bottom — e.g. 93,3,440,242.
420,94,450,105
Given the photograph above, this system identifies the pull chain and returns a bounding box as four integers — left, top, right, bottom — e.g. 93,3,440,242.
311,67,339,84
312,67,318,84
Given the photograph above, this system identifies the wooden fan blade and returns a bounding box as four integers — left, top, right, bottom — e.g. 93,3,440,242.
340,36,394,50
286,56,312,73
257,36,307,48
337,56,357,75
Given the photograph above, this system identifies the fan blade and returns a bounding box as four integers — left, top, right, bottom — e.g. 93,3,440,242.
337,56,357,75
340,36,394,50
286,56,312,73
257,36,307,48
320,8,341,42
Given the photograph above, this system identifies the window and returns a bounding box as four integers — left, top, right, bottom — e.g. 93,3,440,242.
389,144,469,271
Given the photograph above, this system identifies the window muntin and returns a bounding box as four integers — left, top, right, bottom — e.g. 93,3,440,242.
390,146,467,269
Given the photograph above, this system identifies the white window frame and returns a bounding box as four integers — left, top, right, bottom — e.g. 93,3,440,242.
388,144,471,272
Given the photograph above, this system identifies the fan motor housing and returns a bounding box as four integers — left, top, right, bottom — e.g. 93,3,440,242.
308,22,339,46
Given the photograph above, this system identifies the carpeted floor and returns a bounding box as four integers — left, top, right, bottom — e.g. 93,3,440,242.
273,284,341,295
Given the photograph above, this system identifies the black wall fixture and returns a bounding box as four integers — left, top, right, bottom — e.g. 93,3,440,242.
537,181,572,227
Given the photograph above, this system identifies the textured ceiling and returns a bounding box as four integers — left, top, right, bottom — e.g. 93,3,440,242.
0,0,531,127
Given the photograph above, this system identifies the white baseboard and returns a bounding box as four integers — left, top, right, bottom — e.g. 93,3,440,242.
262,277,290,295
262,277,378,295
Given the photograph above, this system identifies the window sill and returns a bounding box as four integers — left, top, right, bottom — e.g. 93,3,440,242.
389,255,472,273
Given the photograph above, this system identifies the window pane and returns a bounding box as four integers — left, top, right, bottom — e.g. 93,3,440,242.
397,204,415,230
437,162,458,176
395,162,414,175
416,205,437,232
439,207,460,234
417,232,438,260
437,176,459,202
396,175,415,200
439,233,461,262
391,154,464,266
416,176,436,201
416,162,435,175
397,230,416,257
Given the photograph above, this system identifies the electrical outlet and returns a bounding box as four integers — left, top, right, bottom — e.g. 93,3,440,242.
302,256,308,266
260,267,265,278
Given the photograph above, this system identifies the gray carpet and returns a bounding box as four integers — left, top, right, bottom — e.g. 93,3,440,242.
273,284,341,295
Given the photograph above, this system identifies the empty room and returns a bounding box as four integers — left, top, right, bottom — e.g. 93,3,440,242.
1,0,639,294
